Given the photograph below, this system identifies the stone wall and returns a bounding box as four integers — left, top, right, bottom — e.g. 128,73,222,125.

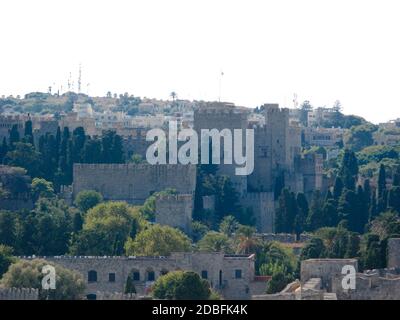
193,103,249,194
240,192,275,233
388,238,400,268
0,288,39,300
301,259,358,291
22,252,256,300
72,163,196,204
155,194,193,234
332,271,400,300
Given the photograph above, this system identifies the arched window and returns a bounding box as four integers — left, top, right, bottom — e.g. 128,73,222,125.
88,270,97,283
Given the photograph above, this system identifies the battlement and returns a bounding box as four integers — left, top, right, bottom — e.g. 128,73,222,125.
156,194,193,202
72,163,196,205
0,287,39,300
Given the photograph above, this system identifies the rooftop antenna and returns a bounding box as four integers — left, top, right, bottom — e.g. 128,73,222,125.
218,70,224,102
293,93,299,108
68,72,72,91
78,64,82,93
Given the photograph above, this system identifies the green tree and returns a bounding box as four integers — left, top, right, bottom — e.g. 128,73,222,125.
0,137,8,164
306,190,325,231
71,127,86,164
299,100,312,127
338,149,359,190
388,186,400,213
266,271,292,294
377,164,387,214
24,120,34,145
125,224,191,256
9,124,20,148
74,190,103,213
333,177,344,200
219,215,239,237
337,189,359,232
82,138,103,163
275,188,297,233
0,245,15,278
321,198,338,228
191,221,209,242
1,259,85,300
197,231,232,253
19,198,74,255
235,225,259,254
130,154,143,164
124,273,137,294
256,241,296,276
294,193,309,237
73,211,83,233
73,202,146,256
152,271,211,300
360,234,385,270
300,237,325,260
4,142,41,177
0,211,17,247
344,123,377,152
31,178,55,201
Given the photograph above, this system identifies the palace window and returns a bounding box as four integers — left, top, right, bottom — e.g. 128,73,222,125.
235,269,242,279
109,273,116,282
88,270,97,283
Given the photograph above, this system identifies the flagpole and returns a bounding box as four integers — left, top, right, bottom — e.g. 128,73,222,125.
219,71,224,102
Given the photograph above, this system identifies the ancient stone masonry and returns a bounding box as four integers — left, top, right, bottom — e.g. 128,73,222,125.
240,192,275,233
300,258,358,291
194,102,249,195
72,163,196,205
155,194,193,234
0,288,39,300
332,268,400,300
294,153,324,197
388,238,400,269
22,252,259,300
0,114,58,145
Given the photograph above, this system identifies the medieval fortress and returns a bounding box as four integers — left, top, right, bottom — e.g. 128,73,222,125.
2,101,399,300
68,102,324,233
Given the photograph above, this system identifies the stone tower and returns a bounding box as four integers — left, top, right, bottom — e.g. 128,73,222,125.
248,104,290,192
194,102,250,194
155,194,193,235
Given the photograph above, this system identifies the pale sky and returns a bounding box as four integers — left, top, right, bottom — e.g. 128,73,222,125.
0,0,399,123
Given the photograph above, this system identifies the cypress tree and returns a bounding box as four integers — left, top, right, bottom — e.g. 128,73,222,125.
377,164,387,214
306,190,324,231
339,149,358,190
333,177,344,200
24,120,34,145
0,137,8,164
9,124,20,148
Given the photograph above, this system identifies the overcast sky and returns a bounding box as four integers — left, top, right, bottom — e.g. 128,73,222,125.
0,0,399,123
